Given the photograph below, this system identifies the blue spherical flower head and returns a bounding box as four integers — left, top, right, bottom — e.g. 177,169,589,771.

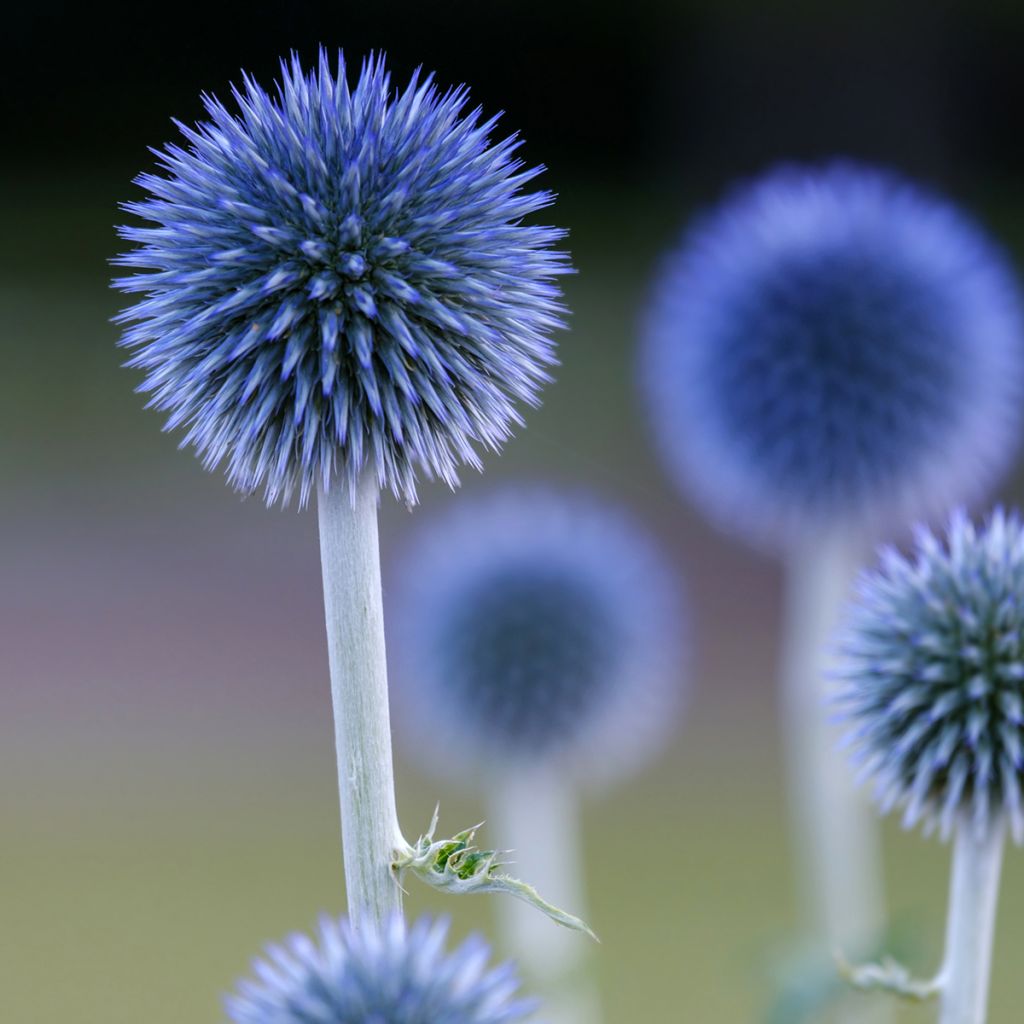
226,914,536,1024
838,510,1024,843
114,51,570,507
389,489,687,787
642,163,1024,548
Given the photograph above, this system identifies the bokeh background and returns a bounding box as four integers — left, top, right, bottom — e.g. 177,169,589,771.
6,2,1024,1020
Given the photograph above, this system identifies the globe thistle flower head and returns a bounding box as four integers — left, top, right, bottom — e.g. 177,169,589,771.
389,489,687,788
642,162,1024,549
226,914,536,1024
837,509,1024,842
114,50,570,507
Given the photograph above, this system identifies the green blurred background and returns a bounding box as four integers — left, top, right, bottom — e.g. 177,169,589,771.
6,2,1024,1020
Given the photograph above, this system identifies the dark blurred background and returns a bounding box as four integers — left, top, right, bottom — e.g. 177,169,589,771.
5,2,1024,1020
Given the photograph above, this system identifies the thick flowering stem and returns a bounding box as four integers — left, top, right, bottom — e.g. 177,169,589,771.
318,473,404,927
780,530,887,1019
938,817,1005,1024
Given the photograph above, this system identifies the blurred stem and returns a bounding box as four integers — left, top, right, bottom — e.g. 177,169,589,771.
938,816,1005,1024
318,473,404,928
489,770,601,1024
780,530,887,1021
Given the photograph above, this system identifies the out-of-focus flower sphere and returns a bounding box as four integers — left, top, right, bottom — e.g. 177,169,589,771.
226,914,536,1024
642,162,1024,548
389,489,687,787
837,510,1024,841
114,50,570,507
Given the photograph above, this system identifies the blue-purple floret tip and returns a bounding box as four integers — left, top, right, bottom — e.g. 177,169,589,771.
114,50,570,507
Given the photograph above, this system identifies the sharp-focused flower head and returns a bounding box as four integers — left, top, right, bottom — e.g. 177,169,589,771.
226,914,536,1024
641,162,1024,548
837,510,1024,842
389,489,687,787
114,50,569,506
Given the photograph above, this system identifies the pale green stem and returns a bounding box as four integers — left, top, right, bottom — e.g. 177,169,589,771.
489,770,601,1024
318,473,404,928
938,817,1005,1024
780,530,887,1021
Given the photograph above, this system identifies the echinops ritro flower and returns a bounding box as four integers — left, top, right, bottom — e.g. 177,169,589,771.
389,489,687,786
837,510,1024,841
114,50,569,506
642,163,1024,547
226,914,536,1024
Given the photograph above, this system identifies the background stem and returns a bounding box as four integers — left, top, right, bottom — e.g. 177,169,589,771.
939,817,1005,1024
318,474,404,928
780,530,887,1018
489,770,600,1024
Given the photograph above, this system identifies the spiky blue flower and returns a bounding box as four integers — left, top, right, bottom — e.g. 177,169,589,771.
642,163,1024,548
114,51,569,506
389,489,686,786
226,914,536,1024
837,510,1024,842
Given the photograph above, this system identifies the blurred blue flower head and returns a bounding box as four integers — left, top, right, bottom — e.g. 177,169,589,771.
837,510,1024,842
226,914,536,1024
114,50,569,507
642,163,1024,547
389,490,687,786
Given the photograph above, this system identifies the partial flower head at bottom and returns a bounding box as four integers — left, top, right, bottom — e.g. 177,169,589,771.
226,914,537,1024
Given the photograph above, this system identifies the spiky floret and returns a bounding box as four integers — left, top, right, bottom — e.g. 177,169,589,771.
114,50,569,506
226,914,536,1024
837,510,1024,841
389,489,686,787
641,162,1024,548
